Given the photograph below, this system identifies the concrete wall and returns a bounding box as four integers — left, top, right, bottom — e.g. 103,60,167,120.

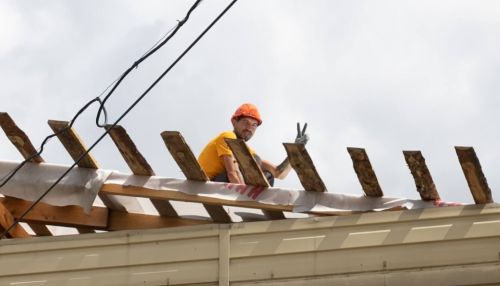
1,204,500,285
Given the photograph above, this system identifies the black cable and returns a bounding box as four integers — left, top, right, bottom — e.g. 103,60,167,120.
0,1,202,197
0,0,238,238
95,0,203,127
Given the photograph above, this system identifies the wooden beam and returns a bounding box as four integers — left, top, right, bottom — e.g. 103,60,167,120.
403,151,440,201
283,143,326,192
455,146,493,204
0,113,53,236
0,200,30,238
161,131,232,223
0,112,43,163
48,120,128,214
0,197,210,231
347,147,383,197
225,138,286,220
101,183,294,213
107,125,178,217
108,211,211,231
0,197,108,230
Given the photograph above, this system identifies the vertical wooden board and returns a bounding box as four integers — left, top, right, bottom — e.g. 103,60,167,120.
0,113,53,236
161,131,231,223
403,151,440,201
226,139,285,220
283,143,327,193
347,147,383,197
107,125,178,217
47,120,99,168
0,113,43,163
455,146,493,204
161,131,209,181
225,138,269,187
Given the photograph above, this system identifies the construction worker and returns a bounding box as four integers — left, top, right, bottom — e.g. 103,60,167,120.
198,103,309,186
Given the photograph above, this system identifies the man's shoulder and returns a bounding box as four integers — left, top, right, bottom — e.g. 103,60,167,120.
216,131,237,139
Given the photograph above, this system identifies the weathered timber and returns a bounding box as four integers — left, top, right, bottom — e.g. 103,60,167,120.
107,125,178,217
403,151,440,201
0,113,53,236
0,112,43,163
226,138,286,219
284,143,327,192
0,200,30,238
347,147,383,197
162,131,231,223
455,146,493,204
48,120,128,216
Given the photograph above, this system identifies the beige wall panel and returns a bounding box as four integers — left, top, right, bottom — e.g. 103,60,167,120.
229,237,500,282
0,260,219,286
232,262,500,286
0,236,218,276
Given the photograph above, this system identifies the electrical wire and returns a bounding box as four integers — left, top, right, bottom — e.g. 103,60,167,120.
0,0,238,238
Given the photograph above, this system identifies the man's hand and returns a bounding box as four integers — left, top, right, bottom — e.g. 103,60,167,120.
295,122,309,145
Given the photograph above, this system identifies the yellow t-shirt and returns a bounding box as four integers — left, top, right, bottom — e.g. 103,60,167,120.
198,131,255,179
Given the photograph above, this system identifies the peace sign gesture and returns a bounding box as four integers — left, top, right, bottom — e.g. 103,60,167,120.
295,122,309,145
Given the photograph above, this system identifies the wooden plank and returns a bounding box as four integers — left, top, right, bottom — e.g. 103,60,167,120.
107,125,178,217
0,197,108,230
161,131,209,181
283,143,327,193
48,120,128,214
0,113,53,236
0,112,43,163
403,151,440,201
0,200,30,238
347,147,383,197
225,138,286,220
108,211,211,231
47,120,99,168
455,146,493,204
161,131,232,223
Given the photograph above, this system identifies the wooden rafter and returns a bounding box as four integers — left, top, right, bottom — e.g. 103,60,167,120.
225,138,285,220
455,146,493,204
0,200,30,238
347,147,383,197
161,131,232,223
107,125,178,217
283,143,326,192
48,120,130,214
403,151,440,201
0,112,52,236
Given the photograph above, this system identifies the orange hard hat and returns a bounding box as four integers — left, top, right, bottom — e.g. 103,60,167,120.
231,103,262,125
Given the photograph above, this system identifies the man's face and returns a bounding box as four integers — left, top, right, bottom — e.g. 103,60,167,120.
232,116,259,141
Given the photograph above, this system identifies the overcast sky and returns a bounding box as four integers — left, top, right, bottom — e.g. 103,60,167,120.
1,0,500,205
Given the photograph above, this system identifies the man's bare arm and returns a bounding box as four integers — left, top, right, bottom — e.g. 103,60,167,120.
222,155,245,184
261,158,292,180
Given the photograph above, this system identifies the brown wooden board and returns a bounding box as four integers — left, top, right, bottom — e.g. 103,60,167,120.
0,112,43,163
0,113,52,236
403,151,440,201
48,120,128,216
108,211,211,231
284,143,327,193
107,125,178,217
226,138,285,220
161,131,231,223
455,146,493,204
347,147,383,197
0,200,30,238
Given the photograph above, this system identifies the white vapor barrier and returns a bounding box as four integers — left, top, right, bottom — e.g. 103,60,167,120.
0,160,111,214
0,160,463,214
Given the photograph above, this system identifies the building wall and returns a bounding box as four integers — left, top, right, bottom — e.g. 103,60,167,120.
1,204,500,285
